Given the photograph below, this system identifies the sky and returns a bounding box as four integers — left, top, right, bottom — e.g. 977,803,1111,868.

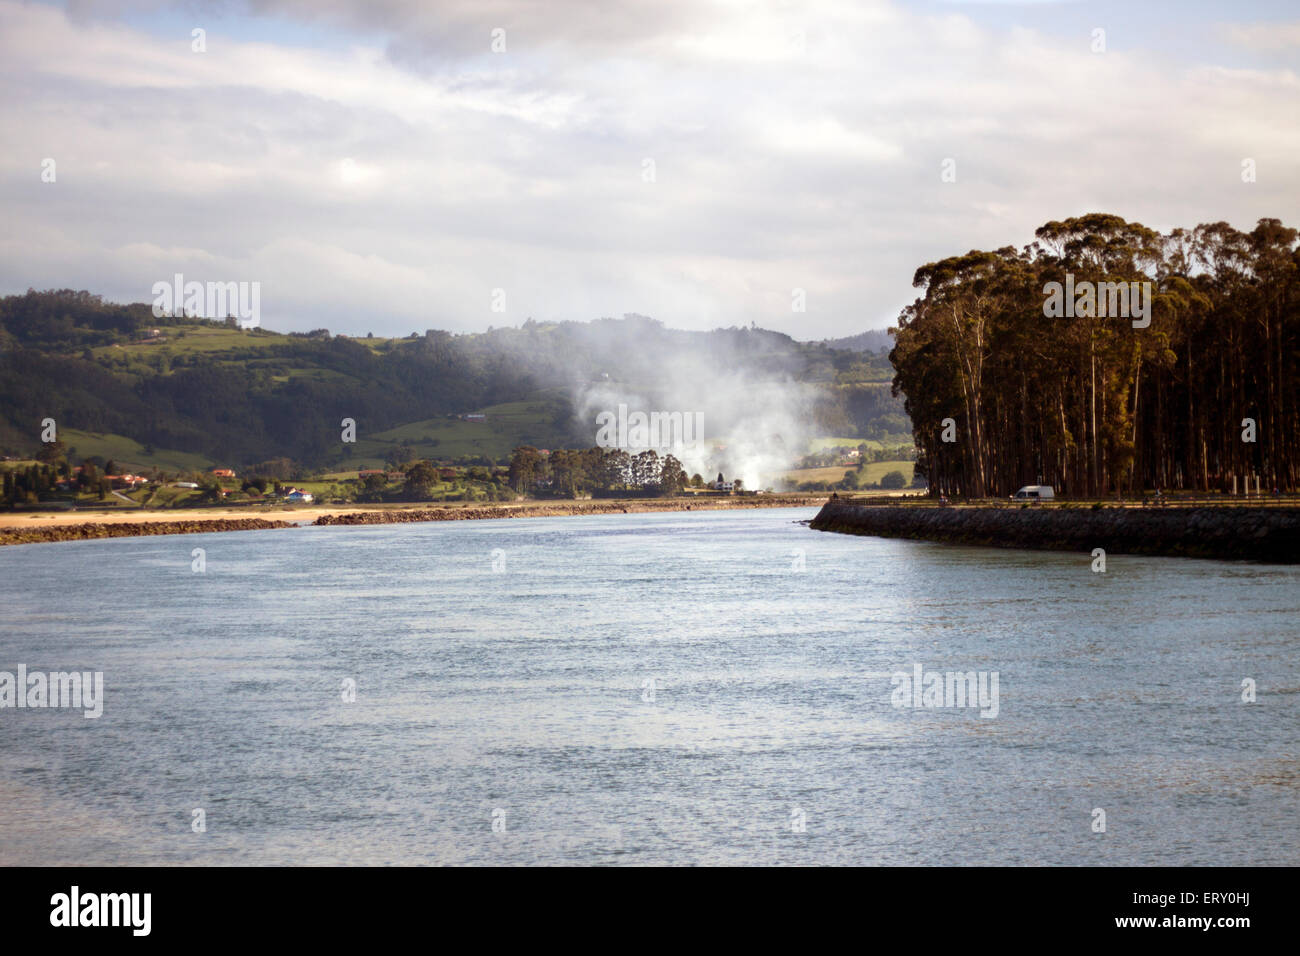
1,0,1298,338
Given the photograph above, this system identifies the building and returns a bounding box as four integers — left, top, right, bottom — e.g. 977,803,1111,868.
464,413,486,422
712,473,734,493
285,489,314,503
212,468,237,478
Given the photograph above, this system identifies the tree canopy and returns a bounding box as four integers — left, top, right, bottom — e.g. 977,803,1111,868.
890,214,1300,496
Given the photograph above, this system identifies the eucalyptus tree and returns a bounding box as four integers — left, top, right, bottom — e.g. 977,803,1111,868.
890,213,1299,497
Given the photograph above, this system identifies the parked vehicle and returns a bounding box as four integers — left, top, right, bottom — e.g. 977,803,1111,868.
1012,485,1054,500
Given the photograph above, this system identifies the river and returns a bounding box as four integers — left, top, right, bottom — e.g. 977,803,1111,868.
0,507,1296,864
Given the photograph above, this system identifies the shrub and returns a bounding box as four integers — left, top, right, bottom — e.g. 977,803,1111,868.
880,470,907,490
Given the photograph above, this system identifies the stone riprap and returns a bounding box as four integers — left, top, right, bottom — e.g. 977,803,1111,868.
809,501,1300,563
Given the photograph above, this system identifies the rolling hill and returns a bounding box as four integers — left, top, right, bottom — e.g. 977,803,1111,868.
0,289,912,473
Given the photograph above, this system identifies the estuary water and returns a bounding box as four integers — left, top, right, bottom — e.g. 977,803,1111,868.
0,506,1296,865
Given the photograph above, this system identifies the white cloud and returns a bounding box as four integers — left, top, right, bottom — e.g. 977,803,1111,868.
1225,21,1300,51
0,0,1296,337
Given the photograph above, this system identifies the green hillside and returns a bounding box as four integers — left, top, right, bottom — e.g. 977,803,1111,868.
60,429,216,473
339,396,570,467
0,290,911,472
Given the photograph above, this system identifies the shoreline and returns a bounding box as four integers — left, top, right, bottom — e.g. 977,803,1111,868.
0,516,295,547
312,495,826,526
809,500,1300,562
0,495,829,547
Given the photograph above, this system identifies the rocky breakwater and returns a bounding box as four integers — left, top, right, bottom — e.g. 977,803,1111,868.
809,501,1300,563
0,517,293,547
313,496,826,527
315,506,563,525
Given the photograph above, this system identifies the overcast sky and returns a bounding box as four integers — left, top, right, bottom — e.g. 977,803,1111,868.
2,0,1298,338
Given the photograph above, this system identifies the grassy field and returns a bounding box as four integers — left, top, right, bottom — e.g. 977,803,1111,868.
860,460,915,484
86,324,413,364
337,396,566,467
268,367,360,385
89,325,284,358
780,465,855,485
141,484,198,507
780,460,915,486
61,430,215,473
803,437,864,454
804,436,913,454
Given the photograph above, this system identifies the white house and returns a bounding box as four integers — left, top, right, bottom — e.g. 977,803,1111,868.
285,489,314,504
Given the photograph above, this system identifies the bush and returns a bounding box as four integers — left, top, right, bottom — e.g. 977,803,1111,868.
880,470,907,490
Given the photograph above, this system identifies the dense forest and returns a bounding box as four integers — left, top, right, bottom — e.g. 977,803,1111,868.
891,214,1300,497
0,291,903,469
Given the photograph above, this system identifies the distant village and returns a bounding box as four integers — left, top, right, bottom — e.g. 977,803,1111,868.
2,451,764,510
3,420,916,510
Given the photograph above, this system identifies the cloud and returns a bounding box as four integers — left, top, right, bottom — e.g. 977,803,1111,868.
1,0,1297,337
1224,20,1300,51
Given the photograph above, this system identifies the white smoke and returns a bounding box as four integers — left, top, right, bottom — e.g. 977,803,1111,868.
575,362,820,490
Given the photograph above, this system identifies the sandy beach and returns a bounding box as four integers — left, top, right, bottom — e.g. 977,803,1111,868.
0,495,829,546
0,504,367,530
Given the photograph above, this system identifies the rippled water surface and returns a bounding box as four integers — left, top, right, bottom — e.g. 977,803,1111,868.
1,507,1297,865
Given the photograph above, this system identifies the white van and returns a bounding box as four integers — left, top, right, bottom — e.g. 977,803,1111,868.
1012,485,1054,500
